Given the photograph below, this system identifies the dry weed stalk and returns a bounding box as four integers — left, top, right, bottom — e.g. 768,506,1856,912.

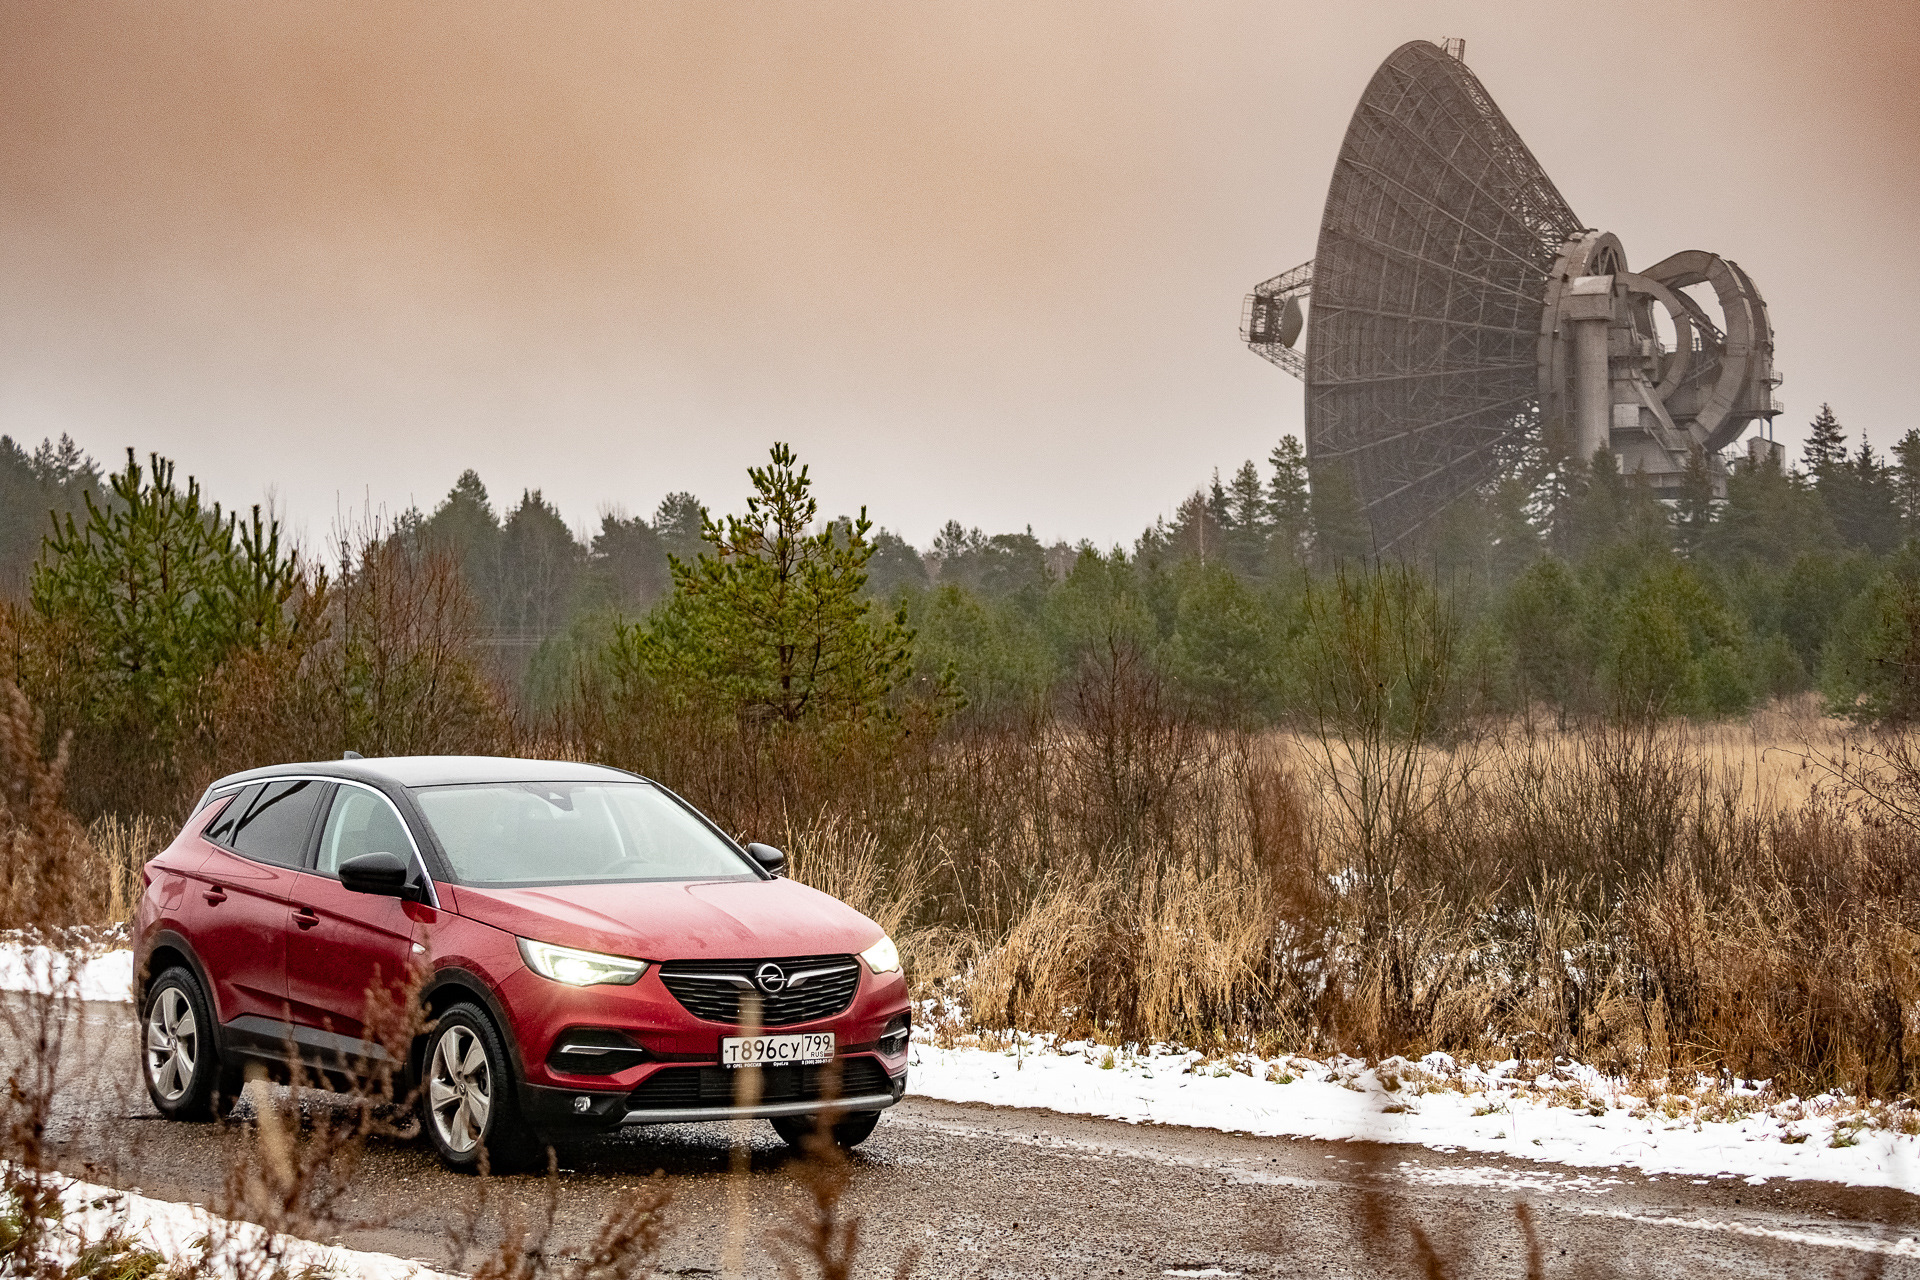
723,994,764,1280
768,1071,917,1280
769,1129,861,1280
0,680,91,1270
446,1152,674,1280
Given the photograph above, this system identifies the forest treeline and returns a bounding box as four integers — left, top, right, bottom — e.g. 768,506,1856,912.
7,401,1920,748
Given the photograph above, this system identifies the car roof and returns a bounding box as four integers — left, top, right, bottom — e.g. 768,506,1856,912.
209,755,641,791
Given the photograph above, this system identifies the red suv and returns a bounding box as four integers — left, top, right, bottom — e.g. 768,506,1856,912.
131,756,910,1169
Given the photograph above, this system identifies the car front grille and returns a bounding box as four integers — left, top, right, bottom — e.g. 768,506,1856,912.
656,954,860,1026
626,1057,893,1110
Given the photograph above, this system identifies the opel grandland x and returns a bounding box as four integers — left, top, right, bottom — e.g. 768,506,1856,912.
132,756,911,1169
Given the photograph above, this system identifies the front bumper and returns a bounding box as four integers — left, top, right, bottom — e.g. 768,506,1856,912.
623,1068,906,1125
522,1060,908,1131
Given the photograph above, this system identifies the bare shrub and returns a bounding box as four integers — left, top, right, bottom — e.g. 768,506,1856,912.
1298,567,1476,1052
1057,639,1203,882
207,526,509,787
0,682,87,933
769,1130,863,1280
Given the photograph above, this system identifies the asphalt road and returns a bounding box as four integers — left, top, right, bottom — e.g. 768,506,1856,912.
36,1001,1920,1278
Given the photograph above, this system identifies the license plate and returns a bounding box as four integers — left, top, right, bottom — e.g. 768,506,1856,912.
721,1032,834,1068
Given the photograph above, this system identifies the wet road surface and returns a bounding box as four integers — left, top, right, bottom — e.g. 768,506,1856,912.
41,1001,1920,1278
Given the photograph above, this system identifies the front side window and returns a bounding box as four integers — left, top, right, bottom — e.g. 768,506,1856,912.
410,782,752,886
317,785,416,876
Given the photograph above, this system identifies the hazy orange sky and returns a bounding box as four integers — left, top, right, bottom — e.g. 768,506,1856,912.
3,0,1915,549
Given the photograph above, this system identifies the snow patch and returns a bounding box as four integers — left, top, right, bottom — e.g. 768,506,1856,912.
908,1037,1920,1193
0,943,134,1003
12,1170,452,1278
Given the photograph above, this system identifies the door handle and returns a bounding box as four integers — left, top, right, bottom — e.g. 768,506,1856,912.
202,887,227,906
294,907,320,930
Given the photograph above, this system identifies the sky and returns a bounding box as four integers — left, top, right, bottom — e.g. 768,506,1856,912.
3,0,1915,552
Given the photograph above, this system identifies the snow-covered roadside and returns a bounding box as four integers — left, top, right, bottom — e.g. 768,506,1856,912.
0,942,135,1003
908,1035,1920,1193
11,1170,450,1279
11,942,1914,1194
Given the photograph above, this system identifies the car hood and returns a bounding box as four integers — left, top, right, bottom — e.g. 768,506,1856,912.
447,876,885,961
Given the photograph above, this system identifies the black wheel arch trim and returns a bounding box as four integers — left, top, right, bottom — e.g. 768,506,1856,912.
418,966,533,1103
135,931,237,1073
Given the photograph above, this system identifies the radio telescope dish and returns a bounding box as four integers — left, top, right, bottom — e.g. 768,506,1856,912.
1242,39,1779,552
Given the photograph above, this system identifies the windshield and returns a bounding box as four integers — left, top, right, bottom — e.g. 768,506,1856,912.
410,781,755,885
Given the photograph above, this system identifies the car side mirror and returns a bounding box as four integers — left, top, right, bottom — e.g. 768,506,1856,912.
339,851,415,899
745,843,786,876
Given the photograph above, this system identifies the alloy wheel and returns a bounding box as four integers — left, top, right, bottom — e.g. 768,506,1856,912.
427,1024,493,1155
145,987,198,1104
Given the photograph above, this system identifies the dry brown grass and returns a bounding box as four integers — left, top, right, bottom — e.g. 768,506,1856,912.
808,703,1920,1097
780,814,955,978
80,815,161,927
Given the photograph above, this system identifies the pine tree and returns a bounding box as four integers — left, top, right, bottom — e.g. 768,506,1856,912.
630,443,916,725
30,451,301,795
498,489,584,637
1702,447,1835,566
1674,446,1716,558
1837,438,1903,554
1206,470,1232,535
1496,556,1588,716
1226,461,1268,534
1893,429,1920,531
1168,490,1222,564
422,470,503,621
652,492,707,566
1224,460,1270,576
929,519,981,574
588,512,669,613
1802,404,1847,478
1426,493,1494,588
1486,476,1542,585
862,527,930,598
1,434,105,599
1823,545,1920,726
1267,436,1311,565
1565,449,1669,563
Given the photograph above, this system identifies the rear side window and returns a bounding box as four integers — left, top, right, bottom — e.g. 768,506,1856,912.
226,780,325,868
200,786,257,846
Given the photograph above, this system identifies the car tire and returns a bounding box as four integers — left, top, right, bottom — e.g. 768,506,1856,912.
419,1004,544,1173
770,1109,882,1151
141,967,242,1122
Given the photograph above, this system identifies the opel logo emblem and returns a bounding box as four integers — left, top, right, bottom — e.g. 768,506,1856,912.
754,962,788,994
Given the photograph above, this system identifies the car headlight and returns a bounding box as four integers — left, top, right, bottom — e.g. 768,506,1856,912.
859,934,900,974
518,938,647,987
